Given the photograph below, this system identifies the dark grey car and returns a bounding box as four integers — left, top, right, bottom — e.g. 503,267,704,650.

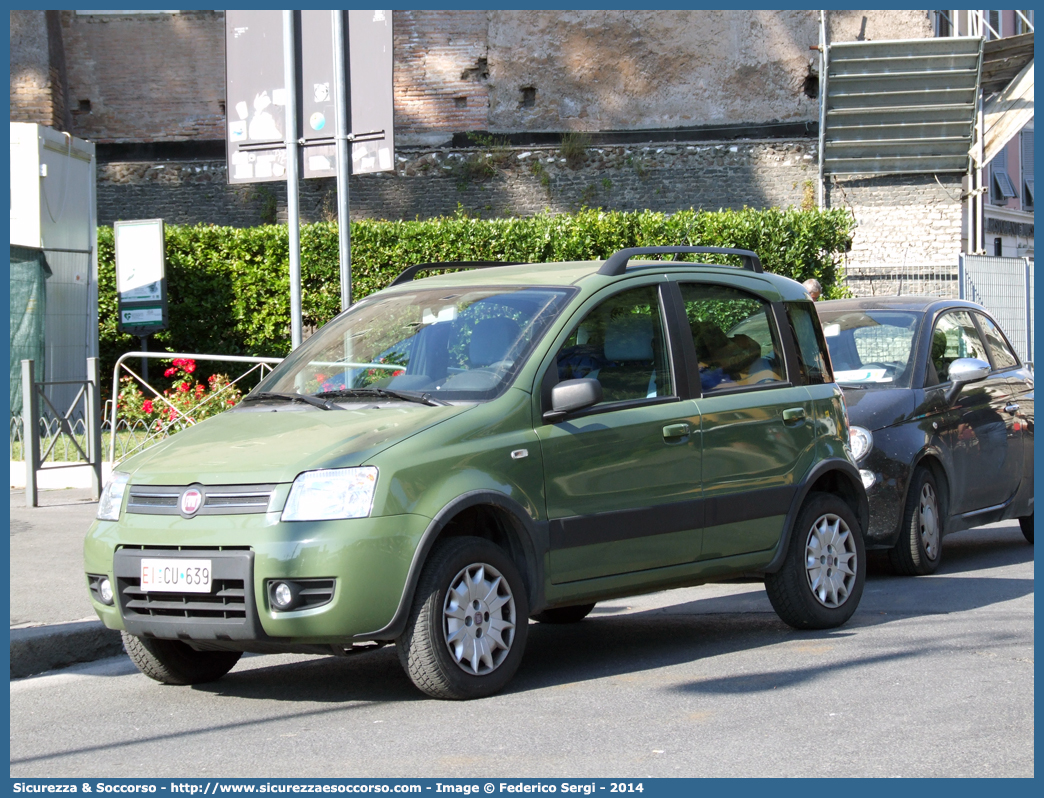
818,297,1033,575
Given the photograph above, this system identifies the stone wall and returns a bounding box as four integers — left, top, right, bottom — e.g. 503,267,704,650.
56,10,933,146
95,138,821,227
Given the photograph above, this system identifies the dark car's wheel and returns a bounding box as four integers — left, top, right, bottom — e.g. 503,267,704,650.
397,536,529,700
889,467,943,576
531,603,596,624
122,631,242,685
1019,513,1034,544
765,492,866,629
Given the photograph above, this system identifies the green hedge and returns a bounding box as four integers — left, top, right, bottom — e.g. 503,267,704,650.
99,207,853,381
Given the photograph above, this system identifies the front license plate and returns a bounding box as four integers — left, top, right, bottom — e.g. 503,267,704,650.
140,559,213,593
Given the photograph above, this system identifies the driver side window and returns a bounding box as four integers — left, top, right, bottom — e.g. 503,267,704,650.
554,285,673,405
926,311,990,386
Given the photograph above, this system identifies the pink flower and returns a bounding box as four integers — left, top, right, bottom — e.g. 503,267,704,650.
184,361,196,373
164,367,176,377
315,373,327,382
226,399,236,405
141,401,152,413
178,382,190,393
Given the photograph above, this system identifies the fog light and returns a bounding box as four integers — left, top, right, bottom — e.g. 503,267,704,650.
270,580,298,611
859,469,876,489
99,577,114,605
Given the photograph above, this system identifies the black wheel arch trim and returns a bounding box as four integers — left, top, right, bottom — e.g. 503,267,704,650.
353,491,547,641
760,458,869,574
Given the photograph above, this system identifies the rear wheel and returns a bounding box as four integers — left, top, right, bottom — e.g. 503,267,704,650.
122,632,242,685
397,537,529,700
1019,514,1034,544
765,492,866,629
532,603,596,624
889,468,943,576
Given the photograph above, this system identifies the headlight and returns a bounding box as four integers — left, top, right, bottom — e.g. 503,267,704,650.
849,426,874,463
97,471,130,521
281,467,378,521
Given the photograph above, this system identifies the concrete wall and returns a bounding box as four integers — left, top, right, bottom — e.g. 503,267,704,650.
56,9,933,146
95,139,821,227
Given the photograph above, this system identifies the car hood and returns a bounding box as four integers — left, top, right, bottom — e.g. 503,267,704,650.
841,386,917,432
118,402,474,485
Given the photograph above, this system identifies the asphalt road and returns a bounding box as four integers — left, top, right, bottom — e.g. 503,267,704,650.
10,520,1034,779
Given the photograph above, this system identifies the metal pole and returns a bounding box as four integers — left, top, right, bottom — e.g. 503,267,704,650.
140,334,148,380
817,10,828,209
21,359,39,508
332,10,353,310
87,357,102,500
284,9,304,349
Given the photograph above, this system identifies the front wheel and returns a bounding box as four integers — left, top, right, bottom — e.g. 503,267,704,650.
397,537,529,700
889,467,943,576
1019,514,1034,544
122,632,242,685
765,492,866,629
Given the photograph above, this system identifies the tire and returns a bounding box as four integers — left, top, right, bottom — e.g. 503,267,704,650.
1019,514,1034,544
531,603,596,624
122,631,242,685
396,536,529,700
765,492,866,630
889,468,943,576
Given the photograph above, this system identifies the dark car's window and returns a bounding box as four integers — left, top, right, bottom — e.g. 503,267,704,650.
818,310,920,388
678,283,785,393
555,285,672,405
786,301,832,385
977,314,1020,370
926,310,991,386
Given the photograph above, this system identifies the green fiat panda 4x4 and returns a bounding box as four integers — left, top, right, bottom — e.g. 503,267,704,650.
86,246,868,700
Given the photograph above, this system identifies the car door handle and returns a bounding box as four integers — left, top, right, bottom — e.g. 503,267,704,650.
782,407,806,425
1004,403,1020,414
662,423,690,439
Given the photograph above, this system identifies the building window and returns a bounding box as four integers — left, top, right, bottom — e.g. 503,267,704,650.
1022,129,1034,211
994,238,1003,257
987,9,1001,38
934,10,953,36
991,149,1018,205
1016,10,1034,34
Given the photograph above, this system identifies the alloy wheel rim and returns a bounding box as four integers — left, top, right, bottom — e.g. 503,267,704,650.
442,562,517,676
919,483,940,560
804,513,858,608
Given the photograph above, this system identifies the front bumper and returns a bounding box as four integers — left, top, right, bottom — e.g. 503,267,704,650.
857,448,911,547
84,510,431,644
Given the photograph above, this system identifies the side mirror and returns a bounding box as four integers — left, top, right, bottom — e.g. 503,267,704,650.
543,378,602,422
945,357,990,403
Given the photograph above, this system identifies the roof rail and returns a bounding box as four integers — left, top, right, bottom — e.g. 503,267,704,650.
389,260,524,287
598,246,763,276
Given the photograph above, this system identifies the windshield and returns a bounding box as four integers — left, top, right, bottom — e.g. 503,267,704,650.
818,309,921,388
252,286,573,402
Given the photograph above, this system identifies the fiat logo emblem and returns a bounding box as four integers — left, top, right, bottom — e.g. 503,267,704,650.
180,488,203,516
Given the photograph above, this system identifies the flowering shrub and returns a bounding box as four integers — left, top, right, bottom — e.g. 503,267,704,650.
116,359,243,432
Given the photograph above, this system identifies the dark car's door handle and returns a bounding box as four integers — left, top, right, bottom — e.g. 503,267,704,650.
782,407,806,425
662,423,690,439
1004,403,1020,414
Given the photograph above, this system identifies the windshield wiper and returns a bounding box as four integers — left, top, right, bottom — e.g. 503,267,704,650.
315,387,448,407
243,391,343,411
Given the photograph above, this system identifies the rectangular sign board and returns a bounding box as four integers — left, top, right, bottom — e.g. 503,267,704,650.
115,219,168,336
225,10,288,185
225,10,394,183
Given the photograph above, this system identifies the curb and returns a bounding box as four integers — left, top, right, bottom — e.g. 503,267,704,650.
10,620,125,679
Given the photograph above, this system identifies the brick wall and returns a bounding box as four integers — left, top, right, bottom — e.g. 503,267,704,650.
10,10,69,131
95,139,821,227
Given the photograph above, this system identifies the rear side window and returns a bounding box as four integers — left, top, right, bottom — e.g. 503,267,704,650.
977,314,1020,370
678,283,786,393
786,301,832,385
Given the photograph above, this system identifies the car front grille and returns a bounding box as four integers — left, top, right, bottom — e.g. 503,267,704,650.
120,577,247,619
126,484,277,516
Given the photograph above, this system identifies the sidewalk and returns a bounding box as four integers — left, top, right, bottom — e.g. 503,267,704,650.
9,487,124,678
